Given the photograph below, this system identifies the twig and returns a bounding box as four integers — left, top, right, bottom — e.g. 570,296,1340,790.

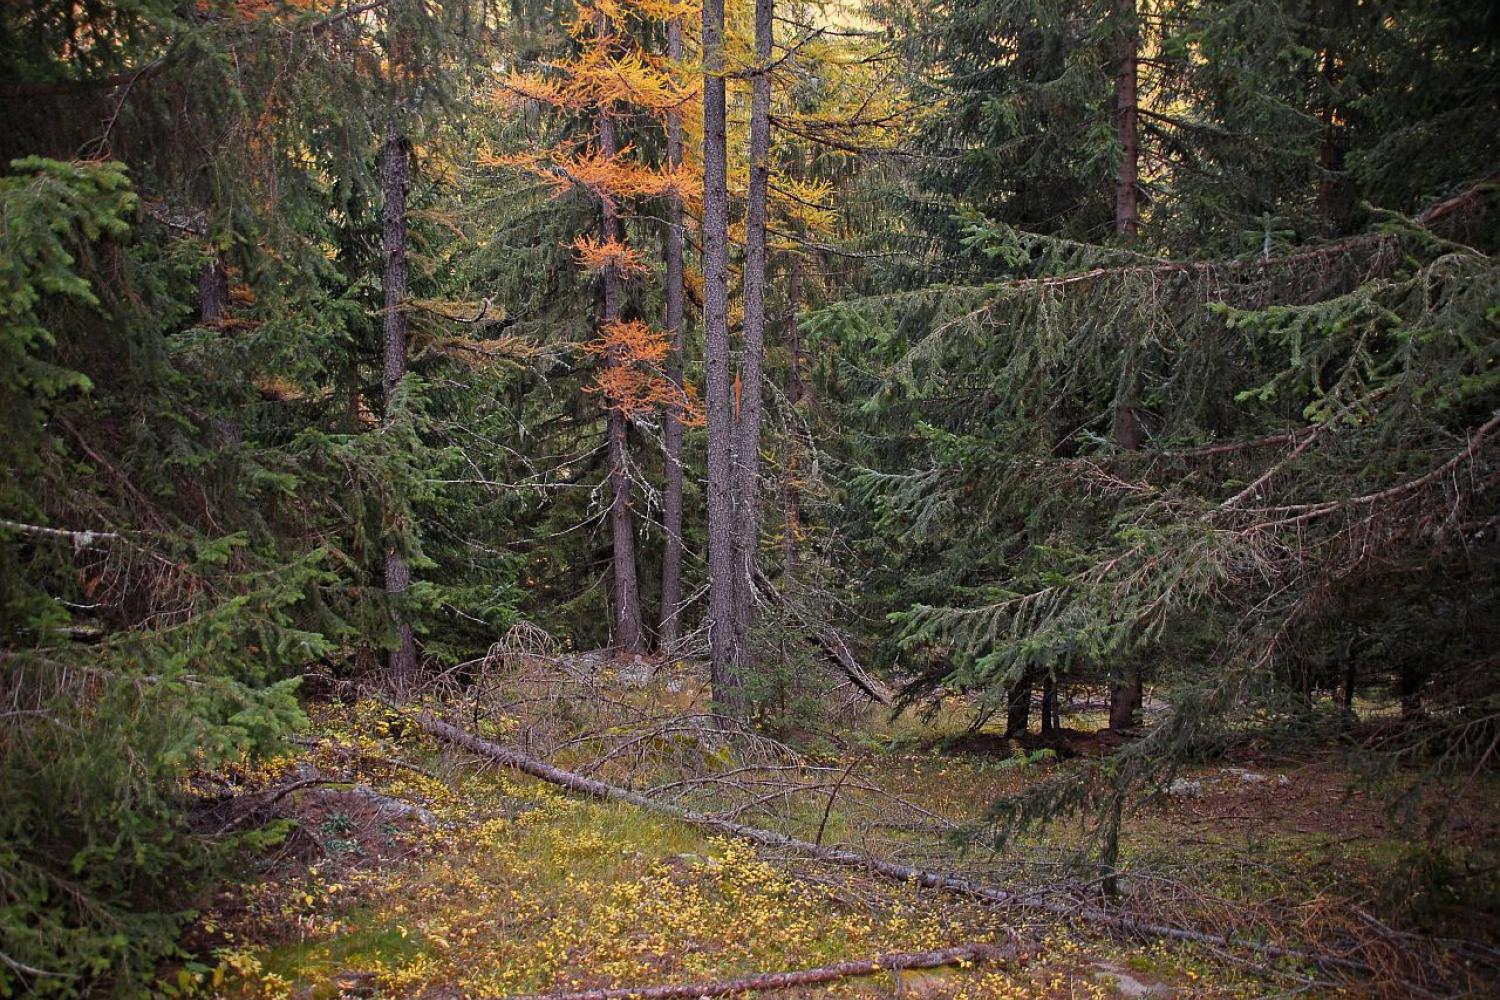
815,755,861,847
0,519,119,547
0,950,71,979
214,778,337,834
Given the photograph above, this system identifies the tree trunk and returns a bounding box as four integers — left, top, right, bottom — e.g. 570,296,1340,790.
1113,0,1139,238
381,117,418,693
1040,672,1057,738
1005,668,1033,738
596,91,646,655
781,256,804,586
701,0,746,718
731,0,774,672
1109,366,1143,729
1341,632,1358,711
658,14,688,652
1109,665,1141,732
1317,44,1342,223
198,252,230,325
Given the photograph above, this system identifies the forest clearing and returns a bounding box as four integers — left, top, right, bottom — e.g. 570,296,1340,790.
174,663,1499,998
2,0,1498,996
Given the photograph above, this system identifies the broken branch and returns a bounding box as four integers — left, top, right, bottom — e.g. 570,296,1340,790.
499,943,1017,1000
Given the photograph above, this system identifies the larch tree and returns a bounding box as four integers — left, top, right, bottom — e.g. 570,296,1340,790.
701,0,746,715
496,0,701,654
1112,0,1139,238
381,112,419,690
730,0,774,674
658,4,695,650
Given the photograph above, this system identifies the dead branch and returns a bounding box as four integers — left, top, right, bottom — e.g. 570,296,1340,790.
498,942,1019,1000
0,519,119,548
214,778,338,833
417,713,1378,981
753,566,891,704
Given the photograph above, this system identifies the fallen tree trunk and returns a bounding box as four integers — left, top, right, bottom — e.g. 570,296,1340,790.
502,943,1016,1000
417,713,1370,980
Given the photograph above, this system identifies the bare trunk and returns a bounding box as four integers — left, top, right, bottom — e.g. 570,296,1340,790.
381,118,418,692
1004,668,1033,738
198,253,230,325
780,257,804,586
1114,402,1141,451
658,15,688,652
1040,672,1057,738
1113,0,1139,238
1109,364,1144,729
597,94,646,654
1341,632,1358,711
1109,665,1141,732
731,0,774,673
702,0,746,718
1317,45,1342,222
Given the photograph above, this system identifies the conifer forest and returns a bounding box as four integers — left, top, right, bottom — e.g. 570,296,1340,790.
4,0,1500,995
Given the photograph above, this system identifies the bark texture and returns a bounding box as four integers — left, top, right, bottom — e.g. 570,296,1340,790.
1109,667,1142,732
596,85,646,654
198,253,230,326
381,117,418,691
730,0,774,677
1005,668,1033,737
657,14,688,651
781,254,804,586
701,0,746,717
1040,673,1058,737
1113,0,1139,237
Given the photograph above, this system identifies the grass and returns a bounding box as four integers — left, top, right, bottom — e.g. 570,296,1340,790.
176,694,1496,998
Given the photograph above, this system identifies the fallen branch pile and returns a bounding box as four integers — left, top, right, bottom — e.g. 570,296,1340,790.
500,943,1018,1000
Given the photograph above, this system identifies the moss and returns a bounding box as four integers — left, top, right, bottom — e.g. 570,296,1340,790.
255,912,432,993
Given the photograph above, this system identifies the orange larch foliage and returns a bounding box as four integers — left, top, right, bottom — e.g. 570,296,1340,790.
200,0,323,20
486,0,705,424
572,235,652,278
582,324,705,423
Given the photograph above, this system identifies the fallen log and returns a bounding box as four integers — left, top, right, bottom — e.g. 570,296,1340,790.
417,713,1372,982
502,943,1016,1000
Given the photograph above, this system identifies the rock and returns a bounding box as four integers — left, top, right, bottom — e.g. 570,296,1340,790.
333,970,377,997
665,677,685,694
1166,778,1202,798
1220,767,1291,787
617,655,655,688
346,785,438,825
894,971,951,999
1092,962,1168,998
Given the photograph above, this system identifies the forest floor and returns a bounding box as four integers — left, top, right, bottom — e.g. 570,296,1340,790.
174,661,1500,999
